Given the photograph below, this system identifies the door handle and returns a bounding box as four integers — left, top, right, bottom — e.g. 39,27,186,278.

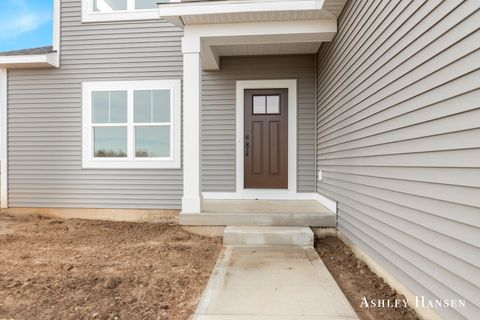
245,142,249,157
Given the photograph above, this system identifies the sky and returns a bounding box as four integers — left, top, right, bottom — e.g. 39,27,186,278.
0,0,53,52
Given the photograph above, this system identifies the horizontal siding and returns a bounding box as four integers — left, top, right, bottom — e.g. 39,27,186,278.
201,55,316,192
7,0,184,208
316,0,480,319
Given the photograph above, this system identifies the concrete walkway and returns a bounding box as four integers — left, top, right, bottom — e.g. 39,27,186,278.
194,245,358,320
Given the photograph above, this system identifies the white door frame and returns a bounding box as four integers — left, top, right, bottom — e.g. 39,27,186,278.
234,79,297,198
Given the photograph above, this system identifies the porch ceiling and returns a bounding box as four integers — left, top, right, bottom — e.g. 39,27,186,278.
212,42,322,57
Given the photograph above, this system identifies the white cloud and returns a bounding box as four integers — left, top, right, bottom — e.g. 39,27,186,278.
0,1,52,40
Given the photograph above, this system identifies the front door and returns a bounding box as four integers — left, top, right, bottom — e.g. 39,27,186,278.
244,89,288,189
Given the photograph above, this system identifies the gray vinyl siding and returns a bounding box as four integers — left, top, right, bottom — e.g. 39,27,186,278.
315,1,480,319
7,0,184,208
201,55,316,192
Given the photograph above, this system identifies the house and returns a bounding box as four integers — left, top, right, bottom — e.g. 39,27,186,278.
0,0,479,319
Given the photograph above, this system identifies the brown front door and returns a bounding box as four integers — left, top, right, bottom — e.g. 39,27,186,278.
244,89,288,189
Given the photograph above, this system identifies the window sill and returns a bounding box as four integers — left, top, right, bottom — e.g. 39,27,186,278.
82,158,181,169
82,9,159,23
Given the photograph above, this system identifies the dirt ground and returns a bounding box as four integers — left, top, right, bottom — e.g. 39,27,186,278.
0,214,222,320
316,237,419,320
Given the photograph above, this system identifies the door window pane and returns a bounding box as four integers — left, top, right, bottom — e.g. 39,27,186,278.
94,127,127,157
153,90,170,122
94,0,127,12
92,91,109,123
266,95,280,114
253,96,266,114
135,126,170,157
136,0,166,9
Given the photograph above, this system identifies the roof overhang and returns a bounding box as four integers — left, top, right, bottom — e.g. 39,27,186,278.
0,52,59,69
161,0,342,70
185,19,336,70
159,0,330,27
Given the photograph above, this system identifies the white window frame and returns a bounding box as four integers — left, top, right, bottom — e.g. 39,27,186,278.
82,0,180,23
82,80,181,169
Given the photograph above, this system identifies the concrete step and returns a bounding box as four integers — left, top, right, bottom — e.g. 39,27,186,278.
180,212,336,227
223,226,314,246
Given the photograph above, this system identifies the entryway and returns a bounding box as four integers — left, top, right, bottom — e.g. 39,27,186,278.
235,79,298,196
244,89,288,189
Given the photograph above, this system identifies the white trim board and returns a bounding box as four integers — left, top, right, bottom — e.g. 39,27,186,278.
0,68,7,208
236,79,297,194
202,192,337,213
0,53,59,69
52,0,61,66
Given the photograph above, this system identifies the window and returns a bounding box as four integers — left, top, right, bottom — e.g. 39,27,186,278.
253,95,280,114
83,0,178,22
82,80,181,169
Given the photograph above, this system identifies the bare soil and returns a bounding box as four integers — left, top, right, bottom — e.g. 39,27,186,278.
316,237,419,320
0,214,222,320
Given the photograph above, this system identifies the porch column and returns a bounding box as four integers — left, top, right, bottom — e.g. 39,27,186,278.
181,35,203,213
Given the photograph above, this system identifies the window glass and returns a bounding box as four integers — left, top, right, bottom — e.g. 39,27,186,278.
135,0,166,9
153,90,170,122
92,91,109,123
253,96,266,114
134,90,151,123
94,0,128,12
266,95,280,114
134,90,170,123
110,91,128,123
94,127,128,158
92,91,127,123
135,126,170,157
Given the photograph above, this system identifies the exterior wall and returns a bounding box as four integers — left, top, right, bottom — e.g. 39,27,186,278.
201,55,316,193
7,0,184,208
316,1,480,319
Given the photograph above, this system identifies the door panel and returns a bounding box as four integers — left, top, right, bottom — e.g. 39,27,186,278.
269,121,280,175
244,89,288,189
252,121,263,175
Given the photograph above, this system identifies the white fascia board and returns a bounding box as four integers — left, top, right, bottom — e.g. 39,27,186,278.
187,19,337,39
160,0,325,26
0,68,7,208
184,19,336,70
0,52,59,69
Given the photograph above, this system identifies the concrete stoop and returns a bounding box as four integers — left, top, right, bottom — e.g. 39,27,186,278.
223,226,314,246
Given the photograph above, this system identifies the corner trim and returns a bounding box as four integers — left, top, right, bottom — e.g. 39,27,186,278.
315,192,337,213
0,68,7,208
53,0,61,56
